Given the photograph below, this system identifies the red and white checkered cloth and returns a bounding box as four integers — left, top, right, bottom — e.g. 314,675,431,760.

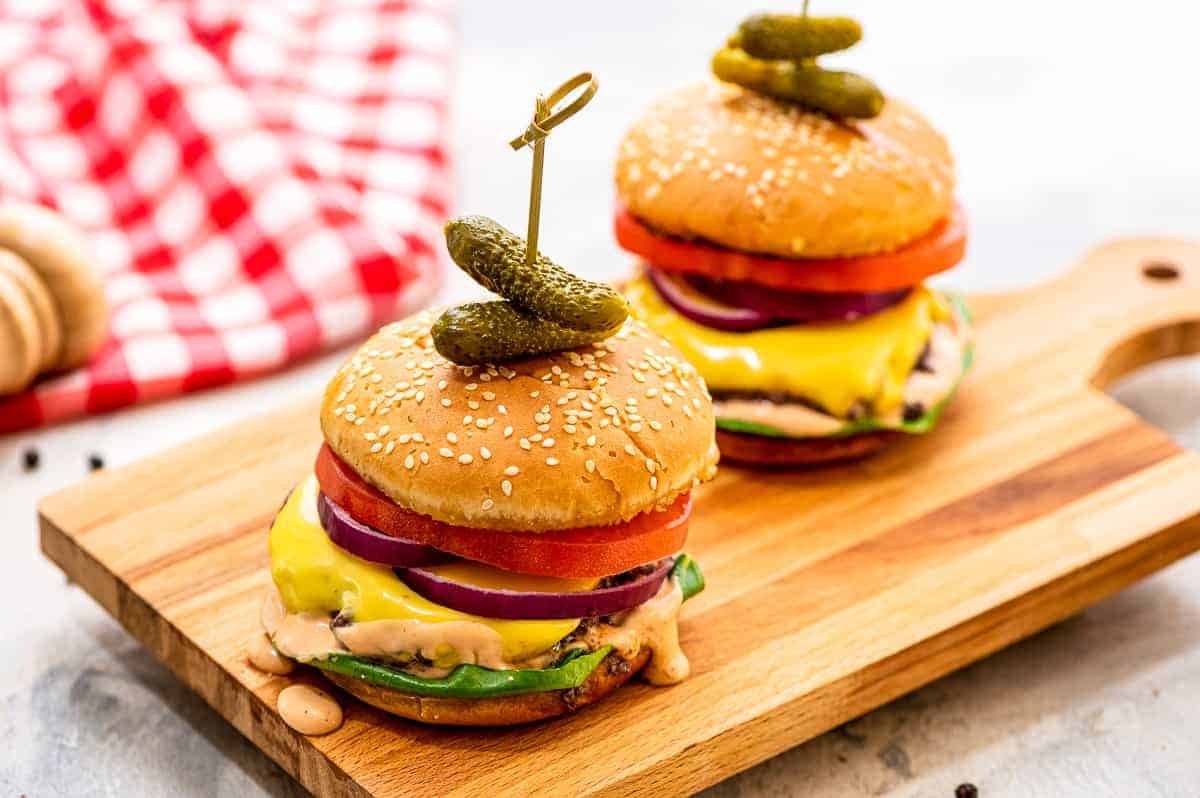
0,0,452,434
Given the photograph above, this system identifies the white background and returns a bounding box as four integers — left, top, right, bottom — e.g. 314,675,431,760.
2,1,1199,795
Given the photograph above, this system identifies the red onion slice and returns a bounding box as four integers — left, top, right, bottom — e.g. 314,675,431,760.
397,559,674,619
647,268,910,330
648,268,773,331
688,274,910,322
318,492,452,567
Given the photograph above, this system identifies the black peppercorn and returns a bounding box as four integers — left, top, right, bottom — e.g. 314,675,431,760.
87,453,105,471
955,784,979,798
22,448,40,472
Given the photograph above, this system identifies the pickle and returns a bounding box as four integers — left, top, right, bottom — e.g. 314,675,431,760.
432,301,621,366
445,215,629,333
732,13,862,60
712,47,883,119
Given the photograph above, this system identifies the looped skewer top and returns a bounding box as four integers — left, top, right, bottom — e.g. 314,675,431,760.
508,72,598,151
508,71,599,267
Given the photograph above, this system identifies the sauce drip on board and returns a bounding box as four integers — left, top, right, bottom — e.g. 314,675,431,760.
277,684,343,736
247,633,294,675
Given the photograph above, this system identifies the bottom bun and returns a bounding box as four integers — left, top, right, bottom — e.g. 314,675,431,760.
322,648,652,727
715,428,899,467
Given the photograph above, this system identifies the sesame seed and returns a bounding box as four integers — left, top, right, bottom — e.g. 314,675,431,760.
440,447,454,458
542,438,555,448
519,438,532,451
447,432,458,444
545,457,560,466
466,383,478,391
483,391,495,401
586,435,597,446
504,426,514,438
458,453,473,464
370,442,383,453
650,476,658,490
404,454,415,469
482,498,495,510
480,446,492,460
420,451,430,464
441,398,452,407
585,459,596,473
504,465,520,476
624,444,638,457
501,480,513,496
385,441,396,454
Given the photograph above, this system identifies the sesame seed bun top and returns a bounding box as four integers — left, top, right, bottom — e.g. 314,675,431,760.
320,309,719,532
615,81,956,259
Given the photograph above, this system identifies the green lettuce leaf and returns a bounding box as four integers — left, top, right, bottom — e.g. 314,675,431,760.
310,555,707,698
716,294,973,440
672,553,705,601
313,646,613,699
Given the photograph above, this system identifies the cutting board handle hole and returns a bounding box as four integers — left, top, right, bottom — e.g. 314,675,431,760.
1142,260,1181,281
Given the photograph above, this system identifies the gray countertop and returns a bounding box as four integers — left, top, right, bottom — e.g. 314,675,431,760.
3,1,1199,795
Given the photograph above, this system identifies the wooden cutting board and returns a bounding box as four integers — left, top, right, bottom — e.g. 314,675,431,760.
38,238,1200,797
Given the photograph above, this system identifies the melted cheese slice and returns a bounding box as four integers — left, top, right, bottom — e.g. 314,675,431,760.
625,275,950,418
269,477,585,663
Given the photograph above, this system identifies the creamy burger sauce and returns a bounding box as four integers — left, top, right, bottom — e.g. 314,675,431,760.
276,684,342,736
261,587,509,678
262,578,690,685
247,633,294,675
713,312,970,438
583,577,688,685
258,476,691,683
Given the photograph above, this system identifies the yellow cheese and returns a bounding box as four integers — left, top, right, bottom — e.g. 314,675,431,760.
269,477,583,663
626,275,949,418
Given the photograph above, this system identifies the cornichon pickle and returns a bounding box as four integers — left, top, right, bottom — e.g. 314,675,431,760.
445,215,629,333
732,13,862,60
712,47,883,119
432,301,621,366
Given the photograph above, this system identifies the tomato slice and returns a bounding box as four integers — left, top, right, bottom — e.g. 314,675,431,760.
314,445,691,578
614,202,967,293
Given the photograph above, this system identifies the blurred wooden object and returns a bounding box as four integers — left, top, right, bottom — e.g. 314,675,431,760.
0,202,107,395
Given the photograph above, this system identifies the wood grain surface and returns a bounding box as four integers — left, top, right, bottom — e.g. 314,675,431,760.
38,238,1200,797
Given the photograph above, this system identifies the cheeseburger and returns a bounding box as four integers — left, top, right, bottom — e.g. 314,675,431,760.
258,308,718,727
614,16,971,466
